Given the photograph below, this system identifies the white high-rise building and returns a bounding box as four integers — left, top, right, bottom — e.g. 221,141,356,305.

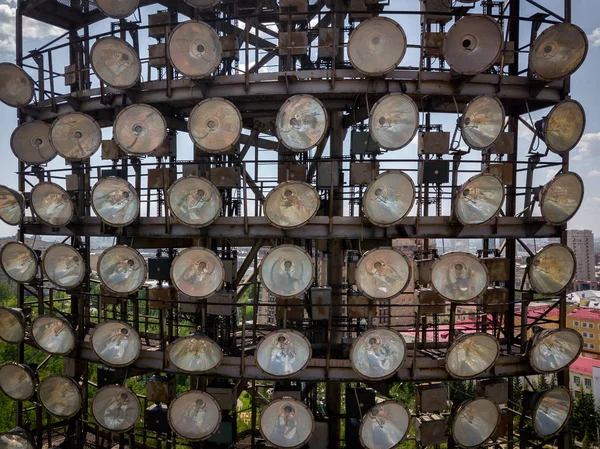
566,229,596,282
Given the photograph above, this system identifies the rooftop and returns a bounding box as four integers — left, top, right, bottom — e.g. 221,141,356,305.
570,356,600,376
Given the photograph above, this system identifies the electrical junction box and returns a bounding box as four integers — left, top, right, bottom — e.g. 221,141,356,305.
416,382,447,412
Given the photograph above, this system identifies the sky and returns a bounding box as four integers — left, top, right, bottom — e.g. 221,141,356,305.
0,0,599,238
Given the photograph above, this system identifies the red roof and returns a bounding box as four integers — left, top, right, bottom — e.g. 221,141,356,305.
570,356,600,376
515,305,560,325
568,308,600,320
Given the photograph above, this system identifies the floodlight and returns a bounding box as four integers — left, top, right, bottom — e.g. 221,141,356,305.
259,245,314,298
369,94,419,151
255,330,311,377
460,95,505,150
540,172,584,226
359,401,410,449
355,248,411,300
276,95,328,152
363,171,414,227
532,386,572,438
188,98,242,154
91,177,139,227
50,112,102,161
90,320,142,367
183,0,220,9
529,328,582,374
171,247,224,298
0,242,38,284
167,21,222,78
113,104,167,155
443,15,503,75
445,333,500,379
167,334,223,374
431,252,488,302
264,181,319,229
10,121,56,165
0,432,34,449
95,0,139,18
350,328,406,380
0,63,34,107
0,362,36,401
38,375,82,418
91,37,141,89
540,99,585,154
42,243,86,289
31,315,76,355
0,186,25,226
347,17,407,76
455,173,505,226
0,308,25,344
529,23,588,81
91,385,140,433
260,397,315,449
168,391,221,441
167,176,221,227
97,245,146,295
30,182,74,227
528,244,575,295
452,398,500,448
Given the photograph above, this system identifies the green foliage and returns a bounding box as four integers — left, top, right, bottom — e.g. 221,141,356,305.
448,380,474,406
583,433,592,449
536,373,550,391
572,388,600,444
0,282,15,305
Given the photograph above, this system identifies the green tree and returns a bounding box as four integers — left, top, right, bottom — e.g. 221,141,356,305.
0,282,14,305
583,433,592,449
572,388,600,444
510,376,523,407
536,373,550,391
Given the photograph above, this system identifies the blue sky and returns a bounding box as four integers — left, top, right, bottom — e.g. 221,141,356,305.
0,0,599,237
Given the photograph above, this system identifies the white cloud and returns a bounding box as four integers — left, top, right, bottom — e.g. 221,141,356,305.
588,28,600,47
0,2,63,54
571,133,600,161
589,170,600,177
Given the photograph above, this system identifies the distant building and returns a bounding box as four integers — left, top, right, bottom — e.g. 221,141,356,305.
570,356,599,393
567,229,596,283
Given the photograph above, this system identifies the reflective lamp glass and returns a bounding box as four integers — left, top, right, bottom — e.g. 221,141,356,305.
259,245,314,298
168,391,221,441
255,330,311,377
265,182,319,229
350,328,406,380
97,246,146,295
260,397,315,449
31,315,76,355
355,247,411,300
431,252,489,302
1,242,37,284
363,171,415,227
167,334,223,374
38,375,82,418
91,177,139,227
446,333,500,379
31,182,73,227
90,320,142,367
91,385,140,433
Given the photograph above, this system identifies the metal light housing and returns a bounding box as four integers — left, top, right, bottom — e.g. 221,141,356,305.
540,172,584,226
276,95,328,152
528,244,575,295
532,386,572,438
0,362,36,401
359,401,411,449
42,243,86,289
350,328,407,380
529,23,588,81
113,104,167,155
31,315,76,355
167,21,222,78
91,385,140,433
259,397,315,449
90,320,142,367
91,37,141,89
50,112,102,161
259,245,314,299
10,121,56,165
168,391,222,441
0,432,34,449
0,308,25,344
188,98,242,154
183,0,220,8
95,0,139,18
541,100,585,153
264,181,319,229
1,242,38,284
369,94,419,151
167,334,223,374
170,247,224,299
347,17,407,77
0,186,25,226
431,252,489,302
529,328,583,374
97,245,146,295
255,330,312,378
460,95,505,150
38,375,82,418
167,176,221,227
455,173,505,226
91,177,140,227
445,333,500,379
452,398,500,448
363,171,415,227
30,182,74,227
355,247,411,300
0,63,34,108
